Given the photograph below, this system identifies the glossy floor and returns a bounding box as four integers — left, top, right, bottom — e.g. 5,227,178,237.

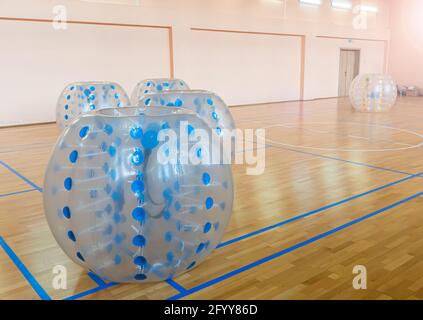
1,97,423,300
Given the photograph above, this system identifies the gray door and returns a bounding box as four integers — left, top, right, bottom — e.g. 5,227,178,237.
338,49,360,96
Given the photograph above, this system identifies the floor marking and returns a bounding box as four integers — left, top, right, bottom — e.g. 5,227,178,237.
166,279,188,294
167,192,423,300
0,189,37,197
0,236,51,300
259,122,423,152
0,160,43,192
63,282,118,300
217,172,423,248
64,171,422,300
87,272,107,287
266,144,412,175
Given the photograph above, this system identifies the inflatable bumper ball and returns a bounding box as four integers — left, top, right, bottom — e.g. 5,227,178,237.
43,106,234,283
349,74,397,112
131,78,190,105
139,90,236,138
56,82,130,130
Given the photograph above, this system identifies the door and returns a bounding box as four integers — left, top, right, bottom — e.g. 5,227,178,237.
338,49,360,96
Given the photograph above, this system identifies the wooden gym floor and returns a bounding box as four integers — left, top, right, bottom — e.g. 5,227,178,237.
1,96,423,300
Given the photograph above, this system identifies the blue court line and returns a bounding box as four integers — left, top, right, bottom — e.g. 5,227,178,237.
217,171,423,249
167,191,423,300
166,278,188,294
264,143,413,176
63,282,119,300
0,160,43,192
0,188,36,198
0,236,51,300
87,271,107,287
64,170,423,300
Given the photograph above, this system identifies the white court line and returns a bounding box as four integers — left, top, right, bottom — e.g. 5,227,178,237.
257,122,423,152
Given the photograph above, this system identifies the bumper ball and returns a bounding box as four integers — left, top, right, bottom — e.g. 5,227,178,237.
56,82,130,130
131,78,190,105
138,90,236,136
349,74,397,112
43,106,234,283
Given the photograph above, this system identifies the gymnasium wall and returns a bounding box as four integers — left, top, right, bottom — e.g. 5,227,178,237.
305,37,387,99
0,0,391,126
388,0,423,94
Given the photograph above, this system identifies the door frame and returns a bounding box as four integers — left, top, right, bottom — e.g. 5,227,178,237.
338,48,361,97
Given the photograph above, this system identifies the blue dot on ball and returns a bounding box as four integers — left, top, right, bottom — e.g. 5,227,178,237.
79,126,89,139
104,124,113,135
142,130,159,149
196,243,205,254
131,180,145,194
108,145,116,157
63,206,71,219
132,207,146,222
132,235,146,247
76,252,85,262
64,177,72,191
197,148,203,159
166,251,174,262
133,256,147,267
113,212,121,224
207,98,213,106
157,84,163,91
164,231,172,242
175,98,183,107
205,197,214,210
67,230,76,242
69,150,78,163
84,89,91,97
131,148,144,166
163,210,171,220
134,274,147,281
130,127,143,139
187,124,195,135
203,222,212,233
114,255,122,265
212,112,219,120
202,172,211,185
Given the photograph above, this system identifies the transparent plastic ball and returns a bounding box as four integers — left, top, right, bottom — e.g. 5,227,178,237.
131,78,190,105
138,90,236,136
43,106,234,283
56,82,130,130
349,74,397,112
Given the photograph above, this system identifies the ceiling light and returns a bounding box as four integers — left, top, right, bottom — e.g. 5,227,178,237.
299,0,322,6
331,0,352,10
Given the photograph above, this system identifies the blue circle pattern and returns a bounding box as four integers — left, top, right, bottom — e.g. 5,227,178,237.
54,111,228,282
60,83,128,128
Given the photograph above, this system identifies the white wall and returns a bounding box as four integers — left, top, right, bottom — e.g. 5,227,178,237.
179,30,302,105
304,37,386,99
0,0,391,126
388,0,423,94
0,19,170,125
